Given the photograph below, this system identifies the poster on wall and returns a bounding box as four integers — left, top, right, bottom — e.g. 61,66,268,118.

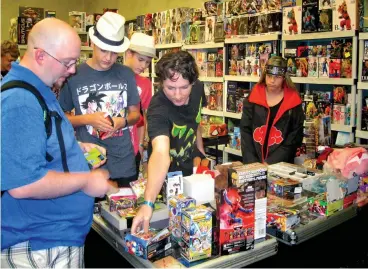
19,6,44,23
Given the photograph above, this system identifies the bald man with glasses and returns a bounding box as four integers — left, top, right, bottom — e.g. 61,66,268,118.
1,18,117,268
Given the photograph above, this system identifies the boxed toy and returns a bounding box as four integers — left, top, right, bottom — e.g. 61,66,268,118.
332,0,358,31
124,228,171,261
307,193,343,216
68,11,86,32
267,176,303,200
161,171,184,204
107,188,137,212
169,195,196,243
282,6,302,35
266,206,300,232
357,173,368,207
181,205,212,263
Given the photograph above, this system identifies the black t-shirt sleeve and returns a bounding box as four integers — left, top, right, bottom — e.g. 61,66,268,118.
147,98,170,140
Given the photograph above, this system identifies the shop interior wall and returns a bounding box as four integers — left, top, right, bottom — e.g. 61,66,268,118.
2,0,368,41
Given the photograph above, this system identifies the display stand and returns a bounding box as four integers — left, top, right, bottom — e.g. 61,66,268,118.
92,214,278,268
267,205,357,246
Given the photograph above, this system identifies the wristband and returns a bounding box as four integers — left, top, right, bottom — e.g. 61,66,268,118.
143,200,154,209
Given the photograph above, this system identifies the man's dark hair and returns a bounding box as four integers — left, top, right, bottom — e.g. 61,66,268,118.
155,51,199,84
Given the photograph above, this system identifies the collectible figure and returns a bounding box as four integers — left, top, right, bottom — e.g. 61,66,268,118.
248,15,258,35
296,57,308,77
308,56,318,77
302,5,318,33
362,60,368,81
333,0,356,31
328,59,341,78
333,86,346,104
341,59,352,78
319,0,332,9
231,17,239,36
283,7,301,35
318,9,332,32
238,16,249,36
342,40,352,59
205,16,215,42
267,0,282,11
287,57,297,76
204,1,218,16
224,17,232,38
330,39,342,58
214,21,225,42
258,14,268,34
318,57,329,77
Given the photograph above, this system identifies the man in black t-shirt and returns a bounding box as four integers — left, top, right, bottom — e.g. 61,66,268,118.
131,51,207,233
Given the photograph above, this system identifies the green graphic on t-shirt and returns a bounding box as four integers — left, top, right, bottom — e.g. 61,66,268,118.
169,97,202,166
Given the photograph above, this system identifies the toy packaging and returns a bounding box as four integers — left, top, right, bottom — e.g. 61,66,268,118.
328,59,341,78
357,173,368,207
332,0,358,31
362,60,368,81
307,193,343,216
130,177,147,199
333,85,347,104
267,176,303,200
162,171,184,204
107,188,137,212
302,3,319,33
68,11,86,32
169,194,196,243
318,57,330,77
308,56,319,77
283,6,302,35
341,59,352,78
266,206,300,232
181,205,212,263
124,228,171,261
318,8,332,32
296,57,308,77
84,147,105,168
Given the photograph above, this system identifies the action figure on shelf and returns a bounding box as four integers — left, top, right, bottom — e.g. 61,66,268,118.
287,8,299,34
337,0,351,30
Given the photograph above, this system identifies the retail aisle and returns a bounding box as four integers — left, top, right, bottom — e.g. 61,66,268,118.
84,207,368,268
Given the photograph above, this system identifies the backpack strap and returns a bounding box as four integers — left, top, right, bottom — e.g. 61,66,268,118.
1,80,69,172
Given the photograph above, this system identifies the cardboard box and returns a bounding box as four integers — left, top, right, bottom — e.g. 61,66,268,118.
307,193,343,216
267,177,303,200
181,205,212,263
124,228,171,261
162,171,183,204
168,195,196,242
266,207,300,232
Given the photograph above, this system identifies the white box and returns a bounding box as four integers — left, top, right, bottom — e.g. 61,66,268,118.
183,174,214,205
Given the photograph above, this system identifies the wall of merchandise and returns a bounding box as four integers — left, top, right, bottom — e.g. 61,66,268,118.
6,0,368,164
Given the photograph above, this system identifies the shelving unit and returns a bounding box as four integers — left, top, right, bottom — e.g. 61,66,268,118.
224,75,259,82
199,76,224,82
18,44,93,51
356,32,368,144
282,31,358,143
154,42,183,49
182,42,224,50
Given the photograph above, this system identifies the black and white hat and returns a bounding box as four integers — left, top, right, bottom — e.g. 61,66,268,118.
88,12,130,53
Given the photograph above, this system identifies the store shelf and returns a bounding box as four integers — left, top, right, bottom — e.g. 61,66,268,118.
18,45,27,50
224,146,242,157
359,32,368,40
358,82,368,90
199,76,224,82
356,130,368,140
225,33,281,44
81,46,93,51
183,42,224,50
331,124,353,133
291,77,355,86
224,75,259,82
155,43,182,49
207,144,225,151
224,111,242,119
202,108,224,117
282,30,356,41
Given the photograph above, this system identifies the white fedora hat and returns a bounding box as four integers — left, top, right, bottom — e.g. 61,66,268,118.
89,12,130,53
129,32,157,59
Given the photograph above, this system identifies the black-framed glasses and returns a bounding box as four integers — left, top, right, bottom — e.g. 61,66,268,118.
34,47,76,70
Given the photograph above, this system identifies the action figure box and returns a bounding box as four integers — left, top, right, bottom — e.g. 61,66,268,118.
341,59,352,78
302,3,319,33
318,8,333,32
68,11,86,32
17,17,28,45
266,206,300,232
205,16,215,42
19,6,44,22
283,6,302,35
124,228,171,261
296,57,308,77
181,205,212,263
169,194,196,243
238,15,248,36
308,56,319,77
130,177,147,199
330,39,343,58
267,176,303,200
318,57,330,77
107,188,137,212
162,171,184,204
248,14,258,35
357,173,368,207
332,0,358,31
343,192,357,208
333,85,347,104
342,40,352,59
268,12,282,33
328,59,341,78
362,60,368,81
214,21,225,42
307,193,343,216
226,81,237,113
319,0,332,9
282,0,296,7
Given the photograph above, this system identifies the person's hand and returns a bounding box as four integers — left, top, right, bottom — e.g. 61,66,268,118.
79,142,107,169
101,117,126,139
87,112,115,132
131,204,153,234
83,169,118,197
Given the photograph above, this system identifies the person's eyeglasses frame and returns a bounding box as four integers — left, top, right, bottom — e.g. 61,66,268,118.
34,47,76,70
